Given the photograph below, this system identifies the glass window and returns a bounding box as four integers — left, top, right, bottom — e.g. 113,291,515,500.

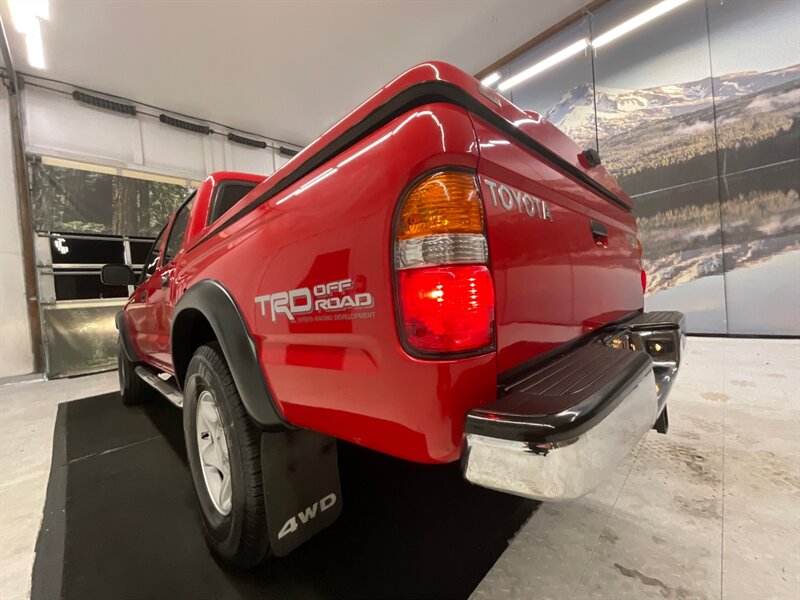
209,181,257,224
130,239,156,265
54,272,129,301
163,195,195,263
49,236,124,265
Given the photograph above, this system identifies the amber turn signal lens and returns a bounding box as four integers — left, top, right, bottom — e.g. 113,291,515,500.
396,172,484,240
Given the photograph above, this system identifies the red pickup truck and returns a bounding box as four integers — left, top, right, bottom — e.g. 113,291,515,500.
101,61,684,570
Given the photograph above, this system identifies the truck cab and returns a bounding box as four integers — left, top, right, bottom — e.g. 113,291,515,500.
123,172,263,372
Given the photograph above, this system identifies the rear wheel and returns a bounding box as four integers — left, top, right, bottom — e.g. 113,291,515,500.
117,339,154,406
183,342,269,570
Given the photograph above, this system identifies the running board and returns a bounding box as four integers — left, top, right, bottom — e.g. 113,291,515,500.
134,366,184,408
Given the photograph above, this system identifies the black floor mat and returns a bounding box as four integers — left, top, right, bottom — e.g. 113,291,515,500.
32,393,538,599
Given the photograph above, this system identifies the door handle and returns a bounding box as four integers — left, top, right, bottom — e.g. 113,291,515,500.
161,273,171,288
139,290,147,302
590,220,609,247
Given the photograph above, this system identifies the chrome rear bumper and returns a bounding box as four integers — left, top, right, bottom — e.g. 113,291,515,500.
462,311,685,501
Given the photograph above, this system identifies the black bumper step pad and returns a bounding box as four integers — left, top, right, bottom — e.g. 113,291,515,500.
467,342,652,444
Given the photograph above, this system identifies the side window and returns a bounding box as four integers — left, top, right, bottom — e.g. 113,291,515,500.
140,227,166,284
163,195,195,264
208,182,257,225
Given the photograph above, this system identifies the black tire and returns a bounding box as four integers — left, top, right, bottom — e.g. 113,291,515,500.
117,338,154,406
183,342,269,570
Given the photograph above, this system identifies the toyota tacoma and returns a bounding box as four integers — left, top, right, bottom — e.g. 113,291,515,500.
101,61,685,569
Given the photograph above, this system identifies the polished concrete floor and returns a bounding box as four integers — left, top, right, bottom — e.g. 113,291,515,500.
0,370,119,600
1,337,798,599
472,337,800,600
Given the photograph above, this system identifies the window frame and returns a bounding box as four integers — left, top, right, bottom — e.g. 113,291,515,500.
139,224,168,285
162,191,197,265
138,189,195,284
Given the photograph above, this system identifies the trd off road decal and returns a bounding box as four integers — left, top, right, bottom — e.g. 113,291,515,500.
255,277,375,323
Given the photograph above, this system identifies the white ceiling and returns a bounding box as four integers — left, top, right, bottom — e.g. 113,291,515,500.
3,0,584,146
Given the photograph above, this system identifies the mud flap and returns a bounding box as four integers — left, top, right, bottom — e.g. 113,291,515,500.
653,405,669,434
260,429,342,557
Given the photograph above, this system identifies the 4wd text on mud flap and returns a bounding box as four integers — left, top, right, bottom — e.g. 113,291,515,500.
277,493,337,540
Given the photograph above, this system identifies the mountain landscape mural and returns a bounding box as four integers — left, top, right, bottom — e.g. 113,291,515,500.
541,63,799,313
547,65,799,149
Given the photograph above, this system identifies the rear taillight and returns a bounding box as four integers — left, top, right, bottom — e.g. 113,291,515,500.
399,266,494,352
393,171,495,355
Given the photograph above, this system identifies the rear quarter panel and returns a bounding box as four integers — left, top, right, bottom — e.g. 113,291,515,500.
175,103,495,464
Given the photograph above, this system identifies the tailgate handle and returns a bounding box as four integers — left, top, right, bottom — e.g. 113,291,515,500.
590,220,609,246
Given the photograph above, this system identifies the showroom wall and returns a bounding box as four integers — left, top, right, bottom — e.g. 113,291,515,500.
0,75,299,378
0,84,35,379
21,82,294,181
494,0,799,335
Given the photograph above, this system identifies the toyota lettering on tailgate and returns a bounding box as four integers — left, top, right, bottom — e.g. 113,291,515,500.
483,178,553,222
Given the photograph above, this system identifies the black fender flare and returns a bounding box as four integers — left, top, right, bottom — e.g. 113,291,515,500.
115,310,138,363
171,279,287,430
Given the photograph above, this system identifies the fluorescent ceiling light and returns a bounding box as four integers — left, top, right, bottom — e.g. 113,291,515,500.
481,72,501,87
499,39,588,91
7,0,50,69
592,0,691,48
24,26,45,69
8,0,49,31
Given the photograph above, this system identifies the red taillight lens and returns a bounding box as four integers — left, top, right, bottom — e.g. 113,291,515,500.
398,265,494,353
641,268,647,293
393,170,495,355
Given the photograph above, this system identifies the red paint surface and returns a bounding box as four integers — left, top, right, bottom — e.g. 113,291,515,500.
121,62,643,464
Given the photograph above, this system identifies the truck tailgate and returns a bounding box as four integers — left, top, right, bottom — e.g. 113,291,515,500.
471,116,643,374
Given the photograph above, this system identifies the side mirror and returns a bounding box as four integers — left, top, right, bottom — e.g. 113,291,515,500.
101,264,135,286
